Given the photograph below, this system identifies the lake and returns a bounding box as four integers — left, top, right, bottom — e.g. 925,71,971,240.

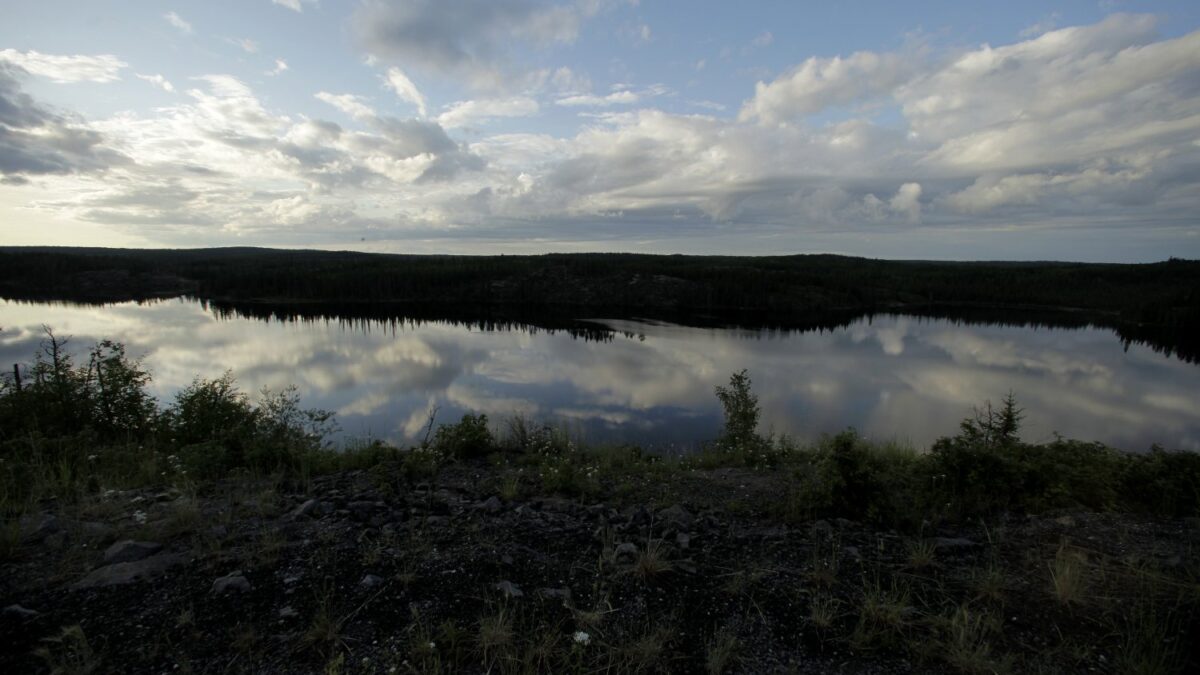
1,298,1197,452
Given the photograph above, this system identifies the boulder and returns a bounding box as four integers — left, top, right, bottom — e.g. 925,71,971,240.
72,554,185,589
103,540,163,565
212,571,252,594
495,580,524,598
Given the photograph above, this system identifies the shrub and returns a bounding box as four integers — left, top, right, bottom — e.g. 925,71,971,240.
715,370,763,451
431,414,494,459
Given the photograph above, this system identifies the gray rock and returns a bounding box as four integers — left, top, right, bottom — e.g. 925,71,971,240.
934,537,977,550
104,540,163,565
212,571,252,594
72,553,185,589
658,505,695,529
536,587,572,602
478,496,504,514
20,514,61,543
79,521,117,544
2,604,39,620
288,499,321,521
360,574,384,589
347,501,379,522
676,533,691,550
495,580,524,598
279,606,298,619
614,542,638,563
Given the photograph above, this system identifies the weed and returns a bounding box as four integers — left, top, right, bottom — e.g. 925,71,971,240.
622,626,671,672
808,593,839,631
633,537,674,581
906,538,937,570
478,606,514,669
940,605,1007,675
1049,542,1088,606
35,624,99,675
972,563,1006,603
705,627,739,674
1114,601,1187,675
0,517,21,561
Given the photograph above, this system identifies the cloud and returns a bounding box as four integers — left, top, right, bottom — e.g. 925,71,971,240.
315,91,376,121
0,49,127,83
383,67,427,117
437,97,539,128
231,38,259,54
889,182,922,222
266,59,289,76
556,90,639,107
271,0,316,11
136,73,175,93
6,14,1200,258
352,0,604,89
164,12,193,35
0,63,126,181
739,50,914,123
749,31,774,48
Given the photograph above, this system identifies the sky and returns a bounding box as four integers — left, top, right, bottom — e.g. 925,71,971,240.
1,1,1199,261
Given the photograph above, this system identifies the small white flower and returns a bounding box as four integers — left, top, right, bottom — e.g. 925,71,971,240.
132,509,147,524
87,454,98,462
428,641,436,650
573,631,590,646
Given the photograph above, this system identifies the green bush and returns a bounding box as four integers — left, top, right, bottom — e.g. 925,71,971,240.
431,414,494,459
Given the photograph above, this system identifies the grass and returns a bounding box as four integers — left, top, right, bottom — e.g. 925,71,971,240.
34,624,99,675
972,563,1006,603
906,538,937,570
939,605,1007,675
478,606,514,669
1050,542,1089,606
705,627,739,674
633,538,674,581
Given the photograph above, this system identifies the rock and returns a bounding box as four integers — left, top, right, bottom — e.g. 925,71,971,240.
614,542,638,563
536,587,572,602
104,540,163,565
676,533,691,550
934,537,977,550
360,574,384,589
20,514,61,543
810,519,833,536
495,580,524,598
658,505,695,529
478,496,504,514
288,499,321,521
212,571,252,594
79,521,117,544
500,553,514,566
347,501,378,522
842,546,862,561
424,516,449,527
278,606,298,619
1054,515,1076,527
2,604,39,621
43,531,68,550
72,554,185,589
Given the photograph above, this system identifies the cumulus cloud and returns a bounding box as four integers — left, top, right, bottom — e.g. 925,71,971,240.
136,73,175,93
0,63,126,181
0,49,127,83
383,66,427,117
272,0,317,12
163,12,193,35
739,50,914,123
352,0,606,89
266,59,289,76
436,97,539,128
4,13,1200,256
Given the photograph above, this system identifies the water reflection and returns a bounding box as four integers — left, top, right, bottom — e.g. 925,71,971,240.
1,299,1196,452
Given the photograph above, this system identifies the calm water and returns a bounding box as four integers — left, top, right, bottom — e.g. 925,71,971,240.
1,299,1197,452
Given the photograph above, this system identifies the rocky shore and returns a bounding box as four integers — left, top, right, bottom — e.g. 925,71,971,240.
3,460,1197,674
